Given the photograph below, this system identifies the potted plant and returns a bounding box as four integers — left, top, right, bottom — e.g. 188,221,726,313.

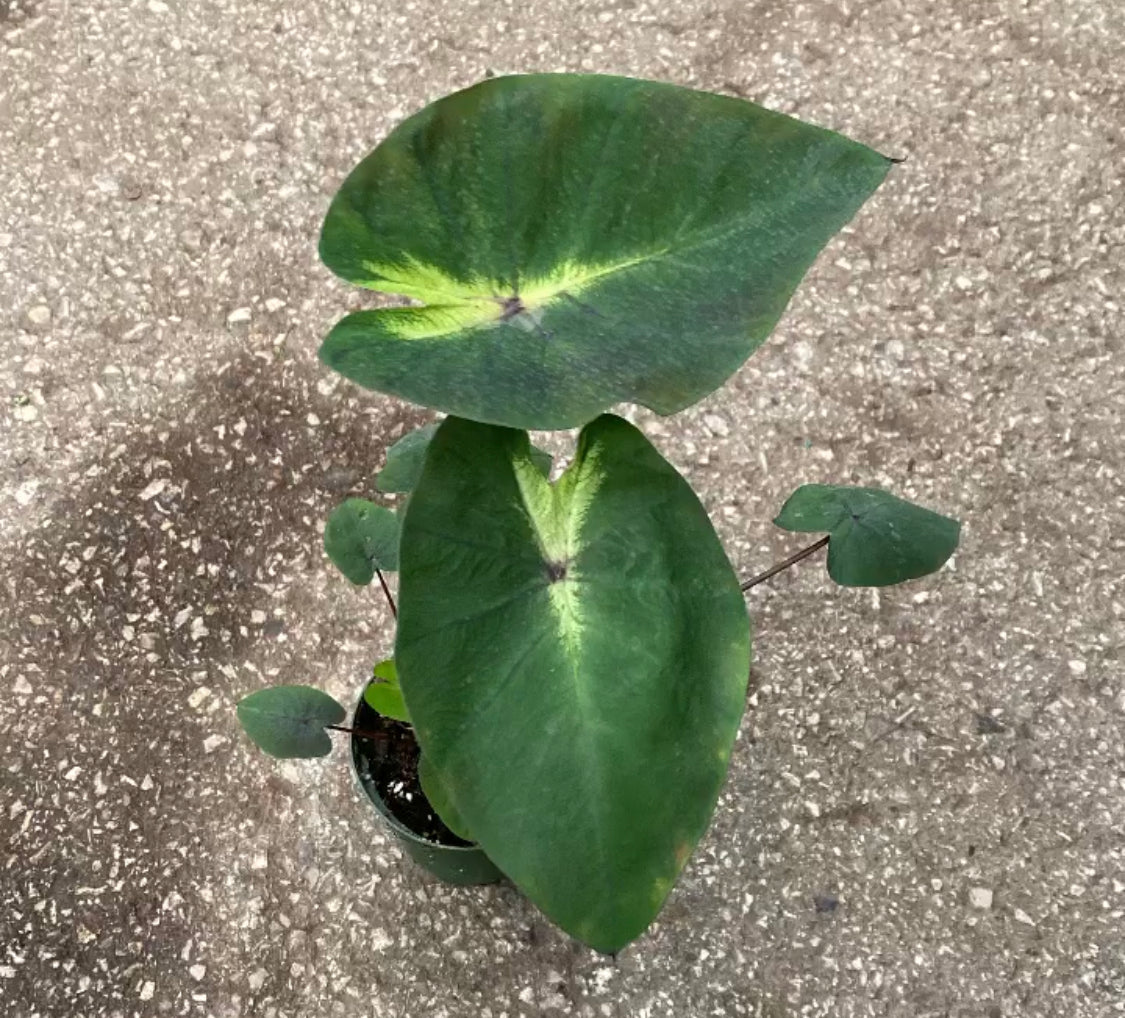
234,73,959,954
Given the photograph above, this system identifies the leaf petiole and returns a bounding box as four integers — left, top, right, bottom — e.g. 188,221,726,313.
326,723,388,742
375,567,398,619
740,536,829,592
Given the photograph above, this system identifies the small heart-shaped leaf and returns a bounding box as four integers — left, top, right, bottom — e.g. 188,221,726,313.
236,685,346,759
377,422,551,493
363,658,410,723
376,424,440,493
528,445,553,480
774,484,960,587
324,498,399,583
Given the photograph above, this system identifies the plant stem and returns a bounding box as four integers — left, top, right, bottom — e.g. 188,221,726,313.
375,567,398,619
740,536,830,592
326,723,387,742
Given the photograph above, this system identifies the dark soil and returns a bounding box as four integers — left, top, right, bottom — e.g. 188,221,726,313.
351,697,471,847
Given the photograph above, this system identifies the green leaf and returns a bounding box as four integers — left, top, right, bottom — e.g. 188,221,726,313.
418,753,474,842
395,414,751,952
529,445,552,479
377,421,551,492
319,73,892,430
774,484,961,587
363,658,410,723
235,685,346,759
324,498,399,583
375,423,439,493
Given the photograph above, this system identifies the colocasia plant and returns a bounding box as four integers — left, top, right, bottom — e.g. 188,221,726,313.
234,74,959,953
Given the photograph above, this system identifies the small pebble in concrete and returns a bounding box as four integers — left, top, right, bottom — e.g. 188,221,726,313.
969,887,994,910
139,478,168,501
703,413,730,437
975,712,1006,735
14,480,39,506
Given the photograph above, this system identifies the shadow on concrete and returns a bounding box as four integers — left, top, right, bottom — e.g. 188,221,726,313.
0,352,426,1014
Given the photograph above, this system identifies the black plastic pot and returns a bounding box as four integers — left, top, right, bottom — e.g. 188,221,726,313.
349,696,503,886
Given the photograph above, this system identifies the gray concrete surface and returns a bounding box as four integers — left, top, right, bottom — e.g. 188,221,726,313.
2,1,1123,1016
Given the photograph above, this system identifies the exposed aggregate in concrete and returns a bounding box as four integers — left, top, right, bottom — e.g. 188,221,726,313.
2,1,1123,1016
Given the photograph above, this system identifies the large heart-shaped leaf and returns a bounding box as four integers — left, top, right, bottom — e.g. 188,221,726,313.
320,73,893,430
775,484,960,587
324,498,399,583
236,685,346,759
395,414,751,951
417,754,474,843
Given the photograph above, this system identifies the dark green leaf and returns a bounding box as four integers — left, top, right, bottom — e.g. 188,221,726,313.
235,685,345,759
375,423,439,493
363,658,410,723
320,73,892,430
529,445,552,479
377,421,551,491
774,484,961,587
396,415,751,952
324,498,399,583
418,753,474,842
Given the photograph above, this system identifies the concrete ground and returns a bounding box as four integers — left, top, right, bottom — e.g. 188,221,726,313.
2,0,1123,1015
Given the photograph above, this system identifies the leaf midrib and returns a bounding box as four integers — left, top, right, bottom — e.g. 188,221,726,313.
350,151,842,341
